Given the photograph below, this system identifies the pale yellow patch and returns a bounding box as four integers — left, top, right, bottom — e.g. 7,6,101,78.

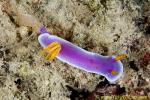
111,70,118,76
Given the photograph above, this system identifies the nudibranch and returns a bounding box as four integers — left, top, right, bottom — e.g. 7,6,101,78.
38,26,125,82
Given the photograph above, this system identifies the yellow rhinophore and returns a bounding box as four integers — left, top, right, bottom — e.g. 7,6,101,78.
40,41,61,61
115,54,127,61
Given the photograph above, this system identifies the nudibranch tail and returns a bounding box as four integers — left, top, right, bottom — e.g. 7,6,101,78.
115,54,127,61
40,41,61,61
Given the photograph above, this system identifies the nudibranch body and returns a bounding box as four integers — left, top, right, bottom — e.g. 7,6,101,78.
38,26,124,82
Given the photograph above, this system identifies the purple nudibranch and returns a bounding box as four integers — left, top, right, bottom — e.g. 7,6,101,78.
38,26,123,82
